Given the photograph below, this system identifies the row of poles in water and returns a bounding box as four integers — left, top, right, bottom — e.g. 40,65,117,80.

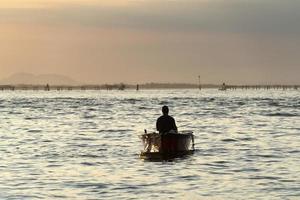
0,84,298,91
0,76,298,91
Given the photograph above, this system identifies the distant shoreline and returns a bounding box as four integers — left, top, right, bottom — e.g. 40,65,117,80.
0,83,299,91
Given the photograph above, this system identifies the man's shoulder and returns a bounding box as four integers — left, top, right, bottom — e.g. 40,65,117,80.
157,115,165,120
166,115,174,119
159,115,174,120
157,115,175,120
168,116,175,121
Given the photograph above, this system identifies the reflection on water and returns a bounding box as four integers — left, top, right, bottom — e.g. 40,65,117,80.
0,89,299,199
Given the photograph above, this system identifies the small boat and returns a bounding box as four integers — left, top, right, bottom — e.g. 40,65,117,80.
140,131,195,160
219,83,227,91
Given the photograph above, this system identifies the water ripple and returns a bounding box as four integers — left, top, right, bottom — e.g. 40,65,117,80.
0,89,299,199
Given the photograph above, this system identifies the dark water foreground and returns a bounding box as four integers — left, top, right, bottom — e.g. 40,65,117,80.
0,89,299,199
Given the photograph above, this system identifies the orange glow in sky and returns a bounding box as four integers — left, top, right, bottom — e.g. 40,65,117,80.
0,0,138,8
0,0,299,85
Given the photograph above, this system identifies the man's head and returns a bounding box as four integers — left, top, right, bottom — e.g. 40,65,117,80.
162,105,169,115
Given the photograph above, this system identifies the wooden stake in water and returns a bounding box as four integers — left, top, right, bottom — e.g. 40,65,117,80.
198,75,201,90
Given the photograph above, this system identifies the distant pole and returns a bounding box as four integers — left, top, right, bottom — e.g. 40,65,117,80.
198,75,201,90
136,84,139,91
45,83,50,91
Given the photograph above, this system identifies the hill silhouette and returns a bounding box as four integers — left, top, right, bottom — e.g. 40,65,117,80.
0,73,80,85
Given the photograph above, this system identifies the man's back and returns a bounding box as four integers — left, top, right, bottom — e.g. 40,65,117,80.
156,115,177,133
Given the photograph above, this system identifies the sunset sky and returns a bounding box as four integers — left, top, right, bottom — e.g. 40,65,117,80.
0,0,299,84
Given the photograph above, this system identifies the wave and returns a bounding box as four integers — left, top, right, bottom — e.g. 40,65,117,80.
265,112,298,117
138,106,150,110
122,98,143,104
97,129,133,133
249,176,281,180
221,138,238,142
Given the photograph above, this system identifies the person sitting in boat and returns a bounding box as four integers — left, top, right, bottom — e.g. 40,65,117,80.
156,106,178,134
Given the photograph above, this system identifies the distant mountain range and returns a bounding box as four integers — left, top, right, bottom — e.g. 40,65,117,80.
0,73,80,85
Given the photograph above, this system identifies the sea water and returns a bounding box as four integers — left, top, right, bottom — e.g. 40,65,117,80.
0,89,299,199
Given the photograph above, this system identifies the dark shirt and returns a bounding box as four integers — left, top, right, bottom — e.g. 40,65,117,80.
156,115,177,133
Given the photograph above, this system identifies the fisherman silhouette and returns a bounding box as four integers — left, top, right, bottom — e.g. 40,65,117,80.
156,106,178,134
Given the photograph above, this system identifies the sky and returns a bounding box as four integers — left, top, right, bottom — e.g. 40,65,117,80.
0,0,299,84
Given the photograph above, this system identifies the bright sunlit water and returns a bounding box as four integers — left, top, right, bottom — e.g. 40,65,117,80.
0,89,299,199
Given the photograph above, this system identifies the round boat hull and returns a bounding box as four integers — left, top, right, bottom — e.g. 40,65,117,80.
140,132,195,160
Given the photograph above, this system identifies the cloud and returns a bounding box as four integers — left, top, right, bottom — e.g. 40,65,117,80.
1,0,300,36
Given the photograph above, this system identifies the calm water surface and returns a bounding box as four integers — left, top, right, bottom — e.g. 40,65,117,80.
0,89,299,199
